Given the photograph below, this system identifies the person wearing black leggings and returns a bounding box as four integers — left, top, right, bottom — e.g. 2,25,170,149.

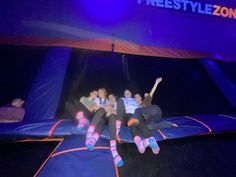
85,90,123,167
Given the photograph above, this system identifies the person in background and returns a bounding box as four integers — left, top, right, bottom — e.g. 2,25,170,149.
0,98,25,123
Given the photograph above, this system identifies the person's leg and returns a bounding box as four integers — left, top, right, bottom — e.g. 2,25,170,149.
86,108,106,151
128,105,162,127
131,126,147,153
65,100,92,129
125,113,146,154
130,114,151,153
73,100,92,120
109,114,123,167
116,99,127,126
132,114,160,154
140,115,160,154
138,115,152,138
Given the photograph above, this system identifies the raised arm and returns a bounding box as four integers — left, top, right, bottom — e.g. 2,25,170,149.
149,77,162,97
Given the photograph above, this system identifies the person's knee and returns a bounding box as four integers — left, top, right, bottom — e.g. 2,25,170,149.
109,114,117,120
97,108,106,113
150,105,162,116
134,108,142,116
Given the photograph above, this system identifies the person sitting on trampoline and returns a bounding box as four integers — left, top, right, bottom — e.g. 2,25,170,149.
117,89,160,154
85,89,123,167
128,77,177,130
65,90,97,130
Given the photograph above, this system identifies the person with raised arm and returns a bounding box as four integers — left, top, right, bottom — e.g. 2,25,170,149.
128,77,177,133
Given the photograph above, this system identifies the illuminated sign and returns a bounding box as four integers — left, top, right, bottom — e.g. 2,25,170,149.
137,0,236,20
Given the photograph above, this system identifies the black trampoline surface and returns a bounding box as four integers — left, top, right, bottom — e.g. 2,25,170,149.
0,140,60,177
118,133,236,177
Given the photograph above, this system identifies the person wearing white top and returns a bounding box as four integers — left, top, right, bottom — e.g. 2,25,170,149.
116,89,159,154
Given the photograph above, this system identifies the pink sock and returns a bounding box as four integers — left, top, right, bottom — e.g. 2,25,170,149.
144,137,160,154
110,140,123,167
77,117,89,128
134,136,146,154
86,132,99,147
76,111,84,121
86,125,95,140
143,139,150,148
116,120,121,137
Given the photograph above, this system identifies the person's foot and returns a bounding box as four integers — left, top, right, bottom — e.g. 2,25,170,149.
86,141,94,151
85,125,95,151
145,137,160,154
110,140,123,167
114,155,123,167
127,118,140,127
77,117,89,130
86,133,99,151
76,111,84,121
134,136,146,153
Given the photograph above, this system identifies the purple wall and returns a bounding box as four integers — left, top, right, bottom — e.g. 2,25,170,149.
0,0,235,61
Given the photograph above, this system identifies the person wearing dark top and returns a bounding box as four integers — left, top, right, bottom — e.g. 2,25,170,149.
128,77,177,130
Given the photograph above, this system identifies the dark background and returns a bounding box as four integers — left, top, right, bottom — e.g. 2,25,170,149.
56,48,235,117
0,46,46,106
0,46,235,117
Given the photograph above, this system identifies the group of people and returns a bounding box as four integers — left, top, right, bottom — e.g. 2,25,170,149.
66,77,175,167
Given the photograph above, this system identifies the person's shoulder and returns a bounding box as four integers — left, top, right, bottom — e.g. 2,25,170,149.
80,96,85,101
93,97,99,102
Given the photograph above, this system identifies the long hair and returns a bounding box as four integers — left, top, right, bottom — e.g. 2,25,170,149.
98,88,108,105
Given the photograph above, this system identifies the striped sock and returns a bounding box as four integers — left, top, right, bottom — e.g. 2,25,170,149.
86,132,99,151
76,111,84,121
86,125,95,150
134,136,146,154
144,137,160,154
116,120,121,137
110,140,123,167
77,117,89,129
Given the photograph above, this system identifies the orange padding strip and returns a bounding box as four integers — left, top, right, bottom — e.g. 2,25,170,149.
17,137,64,142
114,165,120,177
157,129,167,140
52,146,111,157
48,120,64,136
185,116,212,133
0,36,212,59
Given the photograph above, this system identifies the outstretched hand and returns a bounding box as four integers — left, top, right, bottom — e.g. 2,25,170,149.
156,77,162,84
